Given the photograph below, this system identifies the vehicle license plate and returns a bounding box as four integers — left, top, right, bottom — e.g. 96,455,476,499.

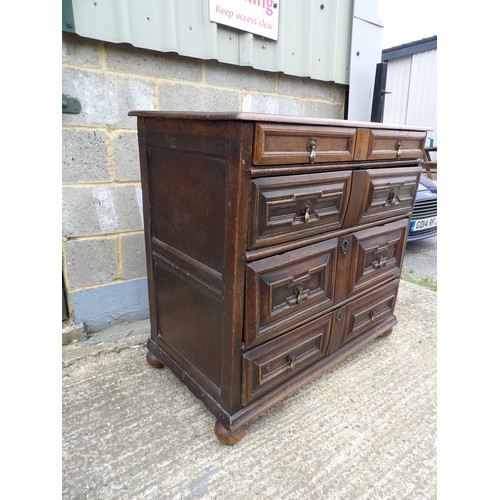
410,216,437,232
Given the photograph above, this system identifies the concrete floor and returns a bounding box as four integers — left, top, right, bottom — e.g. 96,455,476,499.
62,280,436,499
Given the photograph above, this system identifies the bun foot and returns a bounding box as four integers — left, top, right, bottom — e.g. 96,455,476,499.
379,327,393,338
146,350,164,369
214,421,245,446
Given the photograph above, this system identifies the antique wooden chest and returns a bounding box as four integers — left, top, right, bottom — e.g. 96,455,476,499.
129,111,427,445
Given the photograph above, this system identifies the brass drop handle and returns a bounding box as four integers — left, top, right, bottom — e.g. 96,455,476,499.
395,139,402,159
373,253,388,268
294,283,305,304
307,137,317,163
309,148,316,163
287,353,297,370
301,200,313,224
386,188,398,206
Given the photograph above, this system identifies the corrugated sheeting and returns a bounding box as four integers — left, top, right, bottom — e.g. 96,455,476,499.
383,48,437,143
71,0,353,83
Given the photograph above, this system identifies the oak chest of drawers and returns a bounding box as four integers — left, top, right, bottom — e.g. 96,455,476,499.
129,111,427,445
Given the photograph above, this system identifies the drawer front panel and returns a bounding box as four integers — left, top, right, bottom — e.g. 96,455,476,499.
253,123,357,165
354,128,426,161
248,171,352,249
336,219,409,302
242,313,332,404
245,238,338,349
344,166,420,227
334,280,399,351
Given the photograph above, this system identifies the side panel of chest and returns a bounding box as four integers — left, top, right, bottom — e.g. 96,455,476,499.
139,118,253,410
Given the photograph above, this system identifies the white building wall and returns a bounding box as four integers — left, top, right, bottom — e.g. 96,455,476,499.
383,47,437,145
347,0,383,121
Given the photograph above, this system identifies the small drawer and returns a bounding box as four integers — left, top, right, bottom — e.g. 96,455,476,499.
248,171,352,249
245,238,339,349
354,128,427,161
253,123,357,165
344,166,421,227
330,279,399,353
242,312,332,404
335,218,409,303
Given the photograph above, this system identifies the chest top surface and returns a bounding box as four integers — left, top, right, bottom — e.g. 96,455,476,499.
128,110,430,132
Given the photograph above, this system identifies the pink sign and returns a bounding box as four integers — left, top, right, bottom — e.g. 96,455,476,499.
209,0,280,41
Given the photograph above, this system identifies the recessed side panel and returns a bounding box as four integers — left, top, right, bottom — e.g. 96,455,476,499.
148,145,227,274
154,257,223,399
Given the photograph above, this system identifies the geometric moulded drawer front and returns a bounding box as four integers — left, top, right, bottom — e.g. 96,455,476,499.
333,279,400,352
248,171,352,249
335,218,409,302
242,312,332,405
344,166,421,227
245,238,338,349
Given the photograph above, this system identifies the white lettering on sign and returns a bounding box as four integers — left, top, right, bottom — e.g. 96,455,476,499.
209,0,280,40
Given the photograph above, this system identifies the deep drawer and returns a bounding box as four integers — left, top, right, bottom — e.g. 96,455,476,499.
354,128,426,161
242,312,332,405
335,218,409,303
330,279,399,353
248,171,352,249
245,238,338,349
253,123,357,165
344,166,421,227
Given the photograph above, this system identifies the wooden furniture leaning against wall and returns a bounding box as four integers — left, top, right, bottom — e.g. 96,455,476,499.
128,111,428,445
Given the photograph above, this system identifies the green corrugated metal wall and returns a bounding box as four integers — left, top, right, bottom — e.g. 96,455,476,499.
69,0,353,83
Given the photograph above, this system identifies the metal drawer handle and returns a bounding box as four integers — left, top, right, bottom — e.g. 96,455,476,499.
301,200,313,224
294,283,305,304
386,188,399,206
287,353,297,370
307,136,317,163
372,253,388,269
369,310,376,322
395,139,402,158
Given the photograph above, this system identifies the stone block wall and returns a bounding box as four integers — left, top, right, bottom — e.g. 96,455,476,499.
62,31,347,333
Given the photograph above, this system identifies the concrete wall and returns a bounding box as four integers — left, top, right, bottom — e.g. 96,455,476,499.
62,31,347,334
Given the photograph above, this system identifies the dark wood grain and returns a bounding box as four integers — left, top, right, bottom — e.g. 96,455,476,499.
354,128,427,161
131,112,426,445
253,123,357,165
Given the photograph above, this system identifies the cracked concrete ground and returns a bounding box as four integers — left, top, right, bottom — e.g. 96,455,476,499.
62,280,436,499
